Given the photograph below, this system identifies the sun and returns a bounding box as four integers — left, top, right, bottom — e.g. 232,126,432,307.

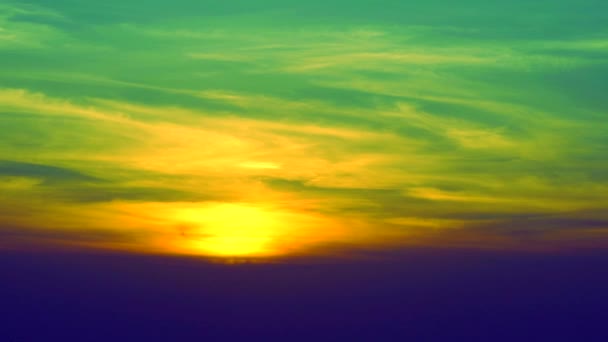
112,200,349,258
172,203,285,257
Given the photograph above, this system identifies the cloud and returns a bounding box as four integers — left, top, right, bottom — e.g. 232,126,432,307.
0,223,140,251
428,211,608,250
0,2,67,49
0,1,607,255
0,160,99,184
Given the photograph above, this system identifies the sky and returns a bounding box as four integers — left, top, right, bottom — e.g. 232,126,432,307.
2,2,608,341
1,0,608,259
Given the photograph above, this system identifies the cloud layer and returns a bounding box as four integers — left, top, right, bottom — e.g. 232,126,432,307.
1,0,607,256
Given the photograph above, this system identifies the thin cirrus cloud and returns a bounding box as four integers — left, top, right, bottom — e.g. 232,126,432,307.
0,0,607,257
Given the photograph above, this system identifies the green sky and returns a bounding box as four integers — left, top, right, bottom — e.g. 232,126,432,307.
1,0,607,256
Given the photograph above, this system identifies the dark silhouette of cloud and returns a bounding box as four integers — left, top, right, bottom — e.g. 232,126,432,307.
0,160,100,184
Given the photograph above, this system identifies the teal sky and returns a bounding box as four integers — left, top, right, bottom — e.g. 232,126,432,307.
1,0,607,256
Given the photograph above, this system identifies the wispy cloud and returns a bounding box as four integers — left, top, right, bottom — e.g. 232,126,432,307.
1,0,607,255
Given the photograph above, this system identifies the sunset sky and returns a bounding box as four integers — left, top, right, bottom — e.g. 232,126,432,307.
3,2,608,341
1,0,607,258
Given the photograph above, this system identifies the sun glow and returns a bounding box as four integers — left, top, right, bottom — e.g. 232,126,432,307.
153,202,345,257
173,203,283,256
